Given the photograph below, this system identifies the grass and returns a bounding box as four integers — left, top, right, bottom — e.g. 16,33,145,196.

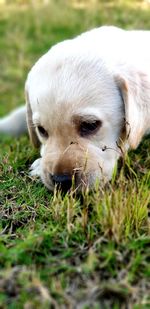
0,0,150,308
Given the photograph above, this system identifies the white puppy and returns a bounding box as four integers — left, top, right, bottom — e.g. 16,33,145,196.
0,26,150,191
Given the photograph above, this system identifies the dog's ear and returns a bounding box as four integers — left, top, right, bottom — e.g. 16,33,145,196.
25,90,40,148
115,69,150,149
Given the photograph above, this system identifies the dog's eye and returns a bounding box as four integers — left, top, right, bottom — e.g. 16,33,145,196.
37,126,48,138
79,120,102,137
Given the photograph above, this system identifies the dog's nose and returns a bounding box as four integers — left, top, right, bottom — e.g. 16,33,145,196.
51,174,73,192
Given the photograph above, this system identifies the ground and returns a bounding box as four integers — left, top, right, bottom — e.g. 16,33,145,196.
0,1,150,308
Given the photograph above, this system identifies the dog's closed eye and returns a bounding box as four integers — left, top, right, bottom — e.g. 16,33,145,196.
79,120,102,137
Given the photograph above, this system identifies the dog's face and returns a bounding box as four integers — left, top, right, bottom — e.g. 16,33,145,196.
26,41,149,191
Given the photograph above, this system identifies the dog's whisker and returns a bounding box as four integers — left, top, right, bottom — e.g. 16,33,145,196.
62,144,72,155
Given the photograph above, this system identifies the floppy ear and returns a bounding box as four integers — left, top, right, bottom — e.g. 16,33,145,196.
25,90,40,148
115,69,150,149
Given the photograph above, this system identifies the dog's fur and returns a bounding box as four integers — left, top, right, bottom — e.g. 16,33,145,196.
0,26,150,191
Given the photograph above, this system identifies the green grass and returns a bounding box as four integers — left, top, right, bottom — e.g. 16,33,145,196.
0,1,150,308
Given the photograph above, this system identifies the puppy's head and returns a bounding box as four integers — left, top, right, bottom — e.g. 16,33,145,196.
25,42,149,192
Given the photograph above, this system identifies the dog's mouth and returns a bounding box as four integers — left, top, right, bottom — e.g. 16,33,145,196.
51,170,89,193
41,168,90,193
40,141,117,193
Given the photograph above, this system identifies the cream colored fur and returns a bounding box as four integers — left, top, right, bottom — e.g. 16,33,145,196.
0,26,150,191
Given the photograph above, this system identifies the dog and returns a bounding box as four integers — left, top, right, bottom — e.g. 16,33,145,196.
0,26,150,192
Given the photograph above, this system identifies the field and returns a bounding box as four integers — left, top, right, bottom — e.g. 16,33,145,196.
0,1,150,308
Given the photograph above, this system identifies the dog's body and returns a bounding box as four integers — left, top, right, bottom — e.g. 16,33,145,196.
0,26,150,191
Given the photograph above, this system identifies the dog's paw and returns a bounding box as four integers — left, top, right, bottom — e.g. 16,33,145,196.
29,158,42,177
